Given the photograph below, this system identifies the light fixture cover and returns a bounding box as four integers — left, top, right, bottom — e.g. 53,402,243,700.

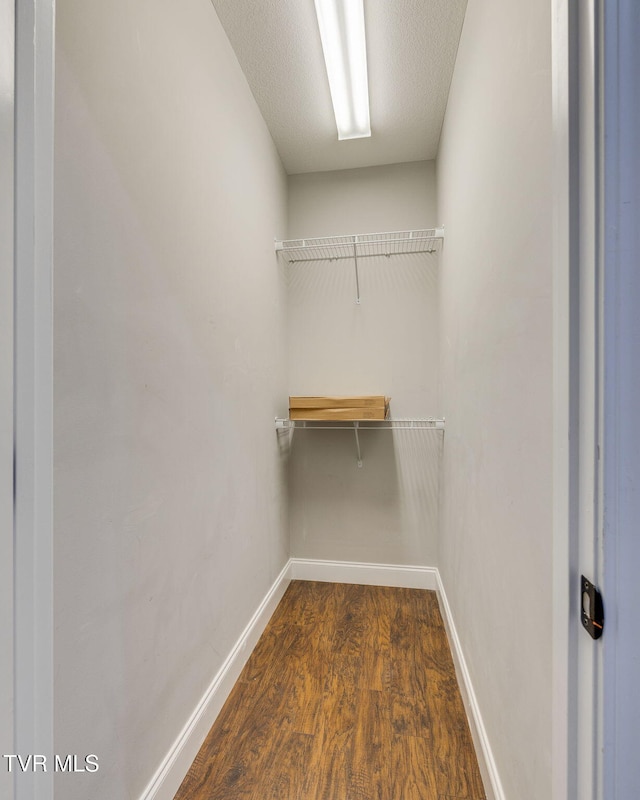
314,0,371,140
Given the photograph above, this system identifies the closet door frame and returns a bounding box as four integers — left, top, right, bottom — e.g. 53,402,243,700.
13,0,55,798
551,0,601,797
553,1,640,799
1,0,16,798
551,0,581,794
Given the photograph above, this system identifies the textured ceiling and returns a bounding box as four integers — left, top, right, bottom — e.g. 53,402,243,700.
210,0,468,175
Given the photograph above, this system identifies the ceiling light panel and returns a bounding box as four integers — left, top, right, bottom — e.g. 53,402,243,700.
314,0,371,140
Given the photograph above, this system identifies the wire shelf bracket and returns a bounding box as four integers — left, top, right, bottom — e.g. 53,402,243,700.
275,228,445,304
354,421,362,467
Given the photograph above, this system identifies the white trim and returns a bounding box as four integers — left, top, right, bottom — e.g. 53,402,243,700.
436,572,505,800
551,1,580,798
0,0,15,797
290,557,438,589
138,561,292,800
14,1,55,798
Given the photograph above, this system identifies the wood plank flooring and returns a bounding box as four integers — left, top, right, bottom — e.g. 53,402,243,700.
174,581,486,800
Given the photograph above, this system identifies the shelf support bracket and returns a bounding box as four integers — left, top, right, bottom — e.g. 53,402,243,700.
353,422,363,467
353,236,361,304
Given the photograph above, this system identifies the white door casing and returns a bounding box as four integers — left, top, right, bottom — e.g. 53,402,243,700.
577,2,602,798
13,0,55,798
554,2,640,798
551,0,580,796
1,0,16,797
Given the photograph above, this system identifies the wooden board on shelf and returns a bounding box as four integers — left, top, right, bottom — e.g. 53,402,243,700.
289,406,389,421
289,395,389,410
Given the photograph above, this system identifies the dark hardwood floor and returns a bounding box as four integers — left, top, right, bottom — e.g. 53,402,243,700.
174,580,486,800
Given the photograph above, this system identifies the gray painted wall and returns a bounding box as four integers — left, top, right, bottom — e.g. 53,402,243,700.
53,1,288,798
287,162,442,566
436,0,553,798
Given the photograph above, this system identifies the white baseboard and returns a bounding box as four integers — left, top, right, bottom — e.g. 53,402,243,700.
436,572,506,800
290,557,438,589
139,557,502,800
138,559,293,800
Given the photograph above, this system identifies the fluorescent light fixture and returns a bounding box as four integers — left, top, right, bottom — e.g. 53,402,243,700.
314,0,371,140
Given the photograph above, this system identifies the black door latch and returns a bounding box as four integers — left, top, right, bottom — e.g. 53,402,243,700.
581,575,604,640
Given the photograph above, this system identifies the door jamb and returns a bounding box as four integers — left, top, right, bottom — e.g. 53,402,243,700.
551,0,580,798
1,0,16,796
14,0,55,797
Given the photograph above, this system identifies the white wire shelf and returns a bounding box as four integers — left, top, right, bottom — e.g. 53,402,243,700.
275,228,444,263
274,228,444,304
275,417,445,468
275,418,444,431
